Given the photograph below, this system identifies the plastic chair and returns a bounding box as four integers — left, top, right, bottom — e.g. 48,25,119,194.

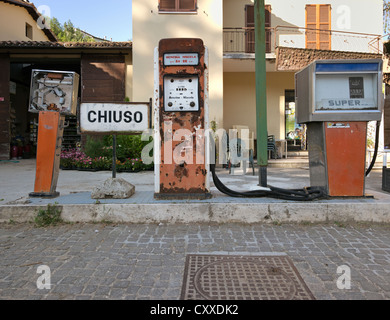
267,135,276,159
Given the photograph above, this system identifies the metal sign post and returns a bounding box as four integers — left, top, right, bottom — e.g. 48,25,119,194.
80,101,152,180
80,100,152,200
112,135,117,179
255,0,268,187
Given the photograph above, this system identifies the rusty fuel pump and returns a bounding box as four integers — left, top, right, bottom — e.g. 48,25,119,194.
153,38,325,201
154,38,211,200
28,70,79,198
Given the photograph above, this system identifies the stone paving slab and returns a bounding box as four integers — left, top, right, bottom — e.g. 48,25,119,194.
0,222,389,300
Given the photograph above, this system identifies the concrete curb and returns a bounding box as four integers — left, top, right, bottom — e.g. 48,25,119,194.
1,201,389,224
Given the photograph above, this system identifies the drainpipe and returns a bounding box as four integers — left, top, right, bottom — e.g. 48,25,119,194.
255,0,268,187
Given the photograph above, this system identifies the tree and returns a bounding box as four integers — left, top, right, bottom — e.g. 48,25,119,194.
384,0,390,35
48,17,96,42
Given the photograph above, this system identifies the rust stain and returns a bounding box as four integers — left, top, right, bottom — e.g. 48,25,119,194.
190,114,199,125
173,117,185,126
174,163,189,181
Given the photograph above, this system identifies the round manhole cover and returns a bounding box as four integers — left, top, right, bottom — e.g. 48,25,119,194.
193,259,297,300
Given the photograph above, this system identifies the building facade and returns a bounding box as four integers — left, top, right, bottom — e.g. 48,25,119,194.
0,0,133,159
0,0,386,160
0,0,56,42
132,0,384,150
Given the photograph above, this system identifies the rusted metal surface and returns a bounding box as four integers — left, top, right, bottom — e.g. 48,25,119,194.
181,254,315,300
156,38,210,199
325,121,367,197
30,111,64,198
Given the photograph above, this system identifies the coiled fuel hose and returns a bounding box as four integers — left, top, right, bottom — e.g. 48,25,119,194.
210,163,325,201
210,120,379,200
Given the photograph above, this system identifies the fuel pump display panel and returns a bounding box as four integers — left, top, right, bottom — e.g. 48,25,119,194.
295,59,383,123
164,75,199,112
315,73,378,111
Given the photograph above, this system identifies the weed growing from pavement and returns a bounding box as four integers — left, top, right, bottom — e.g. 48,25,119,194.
34,203,63,227
333,221,347,228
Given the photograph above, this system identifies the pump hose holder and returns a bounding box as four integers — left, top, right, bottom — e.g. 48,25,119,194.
366,121,381,177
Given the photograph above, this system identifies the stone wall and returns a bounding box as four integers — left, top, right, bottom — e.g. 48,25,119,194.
276,47,382,71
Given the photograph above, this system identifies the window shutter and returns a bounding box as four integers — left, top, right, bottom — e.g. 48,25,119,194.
245,5,255,53
245,5,272,53
159,0,196,12
160,0,175,11
306,4,331,50
179,0,196,11
306,5,318,49
319,4,331,50
265,5,271,53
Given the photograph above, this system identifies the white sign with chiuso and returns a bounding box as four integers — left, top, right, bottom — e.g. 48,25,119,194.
80,102,151,134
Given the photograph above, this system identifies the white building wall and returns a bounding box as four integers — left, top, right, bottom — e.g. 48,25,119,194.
224,0,383,53
0,2,49,41
132,0,224,128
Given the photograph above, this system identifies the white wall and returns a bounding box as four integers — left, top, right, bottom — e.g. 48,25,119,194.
224,0,382,34
224,0,383,53
0,2,49,41
132,0,224,127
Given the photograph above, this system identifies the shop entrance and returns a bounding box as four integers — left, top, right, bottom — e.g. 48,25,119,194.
285,89,304,151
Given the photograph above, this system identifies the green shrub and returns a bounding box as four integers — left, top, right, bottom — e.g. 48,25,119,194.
103,135,153,162
34,204,63,227
84,136,112,159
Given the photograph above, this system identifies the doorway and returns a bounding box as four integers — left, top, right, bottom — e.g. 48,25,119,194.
285,89,303,151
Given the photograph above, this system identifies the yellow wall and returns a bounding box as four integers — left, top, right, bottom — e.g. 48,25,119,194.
223,72,295,140
132,0,224,127
223,0,254,29
0,2,50,41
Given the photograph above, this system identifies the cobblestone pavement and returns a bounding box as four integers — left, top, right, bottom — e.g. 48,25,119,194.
0,222,389,300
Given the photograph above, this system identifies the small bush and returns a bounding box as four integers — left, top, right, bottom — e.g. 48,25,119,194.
34,204,63,227
103,135,153,162
84,136,112,159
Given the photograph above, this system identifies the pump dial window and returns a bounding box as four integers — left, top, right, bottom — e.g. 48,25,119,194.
164,76,199,112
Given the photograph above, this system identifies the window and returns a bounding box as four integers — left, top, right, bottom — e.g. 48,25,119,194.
306,4,331,50
25,23,33,40
159,0,197,12
245,5,272,53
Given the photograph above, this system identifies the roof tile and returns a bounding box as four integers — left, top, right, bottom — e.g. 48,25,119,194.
0,40,132,49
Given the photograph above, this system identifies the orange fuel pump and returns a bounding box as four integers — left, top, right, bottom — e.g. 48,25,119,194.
28,70,79,198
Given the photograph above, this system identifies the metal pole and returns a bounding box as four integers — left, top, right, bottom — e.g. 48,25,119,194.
112,134,117,179
255,0,268,187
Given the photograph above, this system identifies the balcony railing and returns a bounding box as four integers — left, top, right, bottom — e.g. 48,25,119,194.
223,26,381,55
223,27,275,54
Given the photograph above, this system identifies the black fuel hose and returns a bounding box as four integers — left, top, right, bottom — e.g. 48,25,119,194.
366,121,381,176
210,163,325,201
